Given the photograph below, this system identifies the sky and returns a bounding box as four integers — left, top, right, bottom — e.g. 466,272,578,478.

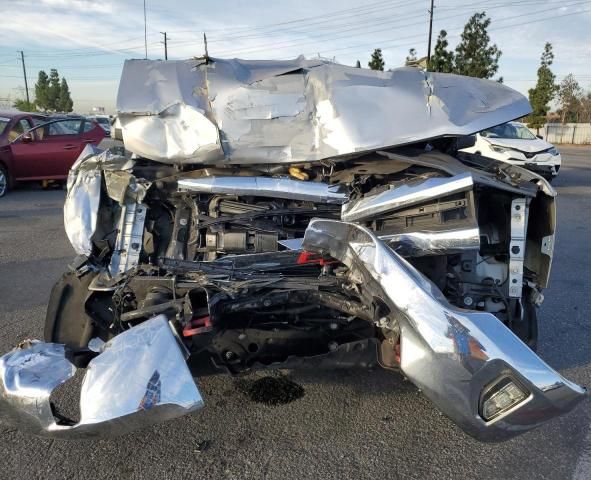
0,0,590,114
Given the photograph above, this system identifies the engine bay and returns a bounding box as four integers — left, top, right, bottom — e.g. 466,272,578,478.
50,146,550,375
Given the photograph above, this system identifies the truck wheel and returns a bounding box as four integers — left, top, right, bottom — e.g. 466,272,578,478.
0,164,8,197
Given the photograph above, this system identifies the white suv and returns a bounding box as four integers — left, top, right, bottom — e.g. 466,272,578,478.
459,122,561,180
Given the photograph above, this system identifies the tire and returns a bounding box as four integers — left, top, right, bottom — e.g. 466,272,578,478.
0,164,8,198
511,294,539,351
45,271,97,351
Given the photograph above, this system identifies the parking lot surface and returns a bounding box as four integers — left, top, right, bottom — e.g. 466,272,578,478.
0,147,590,480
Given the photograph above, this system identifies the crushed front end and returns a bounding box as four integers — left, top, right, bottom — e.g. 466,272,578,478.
0,57,585,441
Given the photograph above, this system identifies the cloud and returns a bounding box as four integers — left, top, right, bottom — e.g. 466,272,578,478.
39,0,114,13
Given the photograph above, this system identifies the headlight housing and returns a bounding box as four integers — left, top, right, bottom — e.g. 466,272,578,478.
491,145,510,154
548,146,559,156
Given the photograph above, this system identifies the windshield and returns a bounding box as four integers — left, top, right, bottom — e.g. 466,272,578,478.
481,123,537,140
0,117,9,135
94,117,110,126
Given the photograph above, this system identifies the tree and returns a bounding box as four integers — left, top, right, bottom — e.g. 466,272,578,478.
368,48,385,71
579,92,591,123
33,69,73,112
47,69,61,111
454,12,501,79
13,99,36,111
557,74,582,123
34,70,50,110
58,78,73,112
527,43,559,131
429,30,454,73
405,48,417,65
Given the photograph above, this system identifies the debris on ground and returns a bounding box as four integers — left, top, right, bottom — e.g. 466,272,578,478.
236,376,305,405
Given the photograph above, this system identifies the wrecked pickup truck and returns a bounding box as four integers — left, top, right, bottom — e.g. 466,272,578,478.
0,57,585,442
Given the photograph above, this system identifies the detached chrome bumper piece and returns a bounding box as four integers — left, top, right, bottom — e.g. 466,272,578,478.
303,219,586,441
0,316,203,439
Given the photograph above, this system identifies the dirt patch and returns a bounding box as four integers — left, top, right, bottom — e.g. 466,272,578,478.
236,376,305,405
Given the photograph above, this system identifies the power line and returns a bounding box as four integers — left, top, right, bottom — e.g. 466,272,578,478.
169,4,427,49
23,44,153,58
209,0,580,57
164,0,400,35
0,0,588,73
0,61,126,69
165,0,556,50
297,0,591,58
21,34,158,55
202,0,419,43
2,0,577,61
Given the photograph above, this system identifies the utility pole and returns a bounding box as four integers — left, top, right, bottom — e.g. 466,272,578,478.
143,0,148,59
160,32,168,60
19,51,30,104
426,0,435,69
203,33,209,58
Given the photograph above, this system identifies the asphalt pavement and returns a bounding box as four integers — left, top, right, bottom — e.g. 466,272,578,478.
0,147,590,480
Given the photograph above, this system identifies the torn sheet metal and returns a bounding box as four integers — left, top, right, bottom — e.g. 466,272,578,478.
377,150,539,197
64,168,101,256
302,219,586,441
456,151,557,197
0,315,203,438
178,176,348,204
121,103,223,164
341,172,474,222
279,227,481,257
64,146,104,256
104,170,148,205
117,58,531,165
381,227,481,257
64,145,147,256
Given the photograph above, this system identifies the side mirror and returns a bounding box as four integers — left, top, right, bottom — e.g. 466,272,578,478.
456,135,476,150
536,135,544,140
21,133,34,143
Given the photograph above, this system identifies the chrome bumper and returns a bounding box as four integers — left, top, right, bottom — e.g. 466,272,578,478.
302,219,586,442
0,316,203,439
0,221,584,441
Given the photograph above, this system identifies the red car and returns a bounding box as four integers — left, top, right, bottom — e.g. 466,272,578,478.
0,112,105,197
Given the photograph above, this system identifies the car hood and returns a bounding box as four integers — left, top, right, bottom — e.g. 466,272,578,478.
116,57,532,165
485,137,553,153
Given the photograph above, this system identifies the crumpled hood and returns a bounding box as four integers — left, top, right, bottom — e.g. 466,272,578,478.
116,57,532,165
485,137,553,153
